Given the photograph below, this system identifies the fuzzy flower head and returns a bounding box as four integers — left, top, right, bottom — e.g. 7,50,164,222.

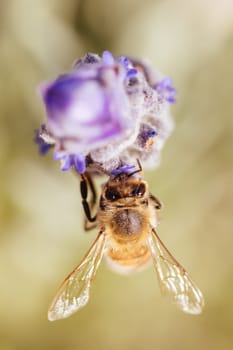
36,51,176,174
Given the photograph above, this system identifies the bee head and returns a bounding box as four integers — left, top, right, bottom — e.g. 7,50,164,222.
102,175,147,202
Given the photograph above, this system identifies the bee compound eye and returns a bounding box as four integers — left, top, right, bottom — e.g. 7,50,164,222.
105,188,121,201
131,183,146,197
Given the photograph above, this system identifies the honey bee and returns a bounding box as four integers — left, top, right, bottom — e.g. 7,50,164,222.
48,162,204,321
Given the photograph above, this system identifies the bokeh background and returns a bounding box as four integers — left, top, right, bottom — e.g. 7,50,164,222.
0,0,233,349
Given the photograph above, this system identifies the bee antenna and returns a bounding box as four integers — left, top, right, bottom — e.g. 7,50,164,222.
127,159,142,177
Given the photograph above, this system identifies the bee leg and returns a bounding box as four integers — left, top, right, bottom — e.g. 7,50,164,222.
85,173,97,207
80,173,97,224
84,220,98,231
83,173,98,229
127,158,143,177
149,193,162,210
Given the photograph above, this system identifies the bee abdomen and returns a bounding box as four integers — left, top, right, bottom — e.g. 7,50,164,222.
105,242,151,274
111,209,144,238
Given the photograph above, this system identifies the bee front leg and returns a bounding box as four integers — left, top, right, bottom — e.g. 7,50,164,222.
80,173,98,229
149,193,162,210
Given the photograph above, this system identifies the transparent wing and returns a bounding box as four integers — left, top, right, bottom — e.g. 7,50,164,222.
148,229,204,314
48,231,106,321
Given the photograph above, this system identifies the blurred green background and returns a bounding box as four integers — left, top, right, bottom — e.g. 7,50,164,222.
0,0,233,349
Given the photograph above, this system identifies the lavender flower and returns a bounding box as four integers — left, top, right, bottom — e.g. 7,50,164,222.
36,51,176,174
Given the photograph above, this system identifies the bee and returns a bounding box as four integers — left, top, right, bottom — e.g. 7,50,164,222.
48,161,204,321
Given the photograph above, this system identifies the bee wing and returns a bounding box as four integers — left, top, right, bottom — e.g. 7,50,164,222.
147,228,204,314
48,231,106,321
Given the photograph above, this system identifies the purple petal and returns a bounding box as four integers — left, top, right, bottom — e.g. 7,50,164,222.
117,56,130,68
44,76,80,115
73,154,86,174
60,155,72,171
111,164,136,175
127,68,138,78
102,51,115,65
155,77,177,104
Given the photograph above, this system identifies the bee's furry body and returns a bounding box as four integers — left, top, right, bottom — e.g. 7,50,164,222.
97,174,158,273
